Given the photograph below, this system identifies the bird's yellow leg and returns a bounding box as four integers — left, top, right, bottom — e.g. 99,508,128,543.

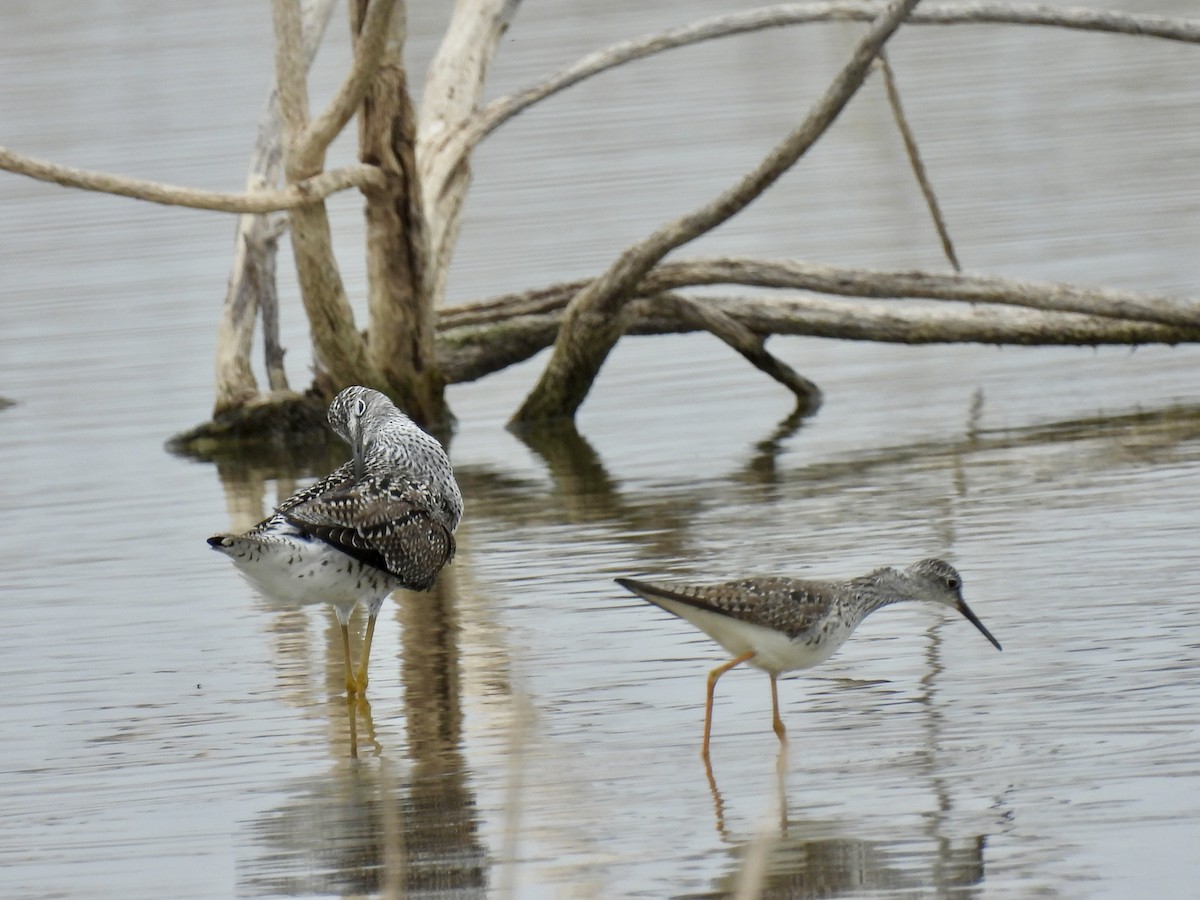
341,622,357,696
346,693,359,759
770,673,787,743
354,613,378,694
702,651,757,758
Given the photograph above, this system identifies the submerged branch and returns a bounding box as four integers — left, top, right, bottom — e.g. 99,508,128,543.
438,289,1200,385
662,293,823,413
441,260,1200,331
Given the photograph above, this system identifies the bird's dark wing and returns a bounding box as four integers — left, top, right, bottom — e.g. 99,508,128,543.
283,470,455,591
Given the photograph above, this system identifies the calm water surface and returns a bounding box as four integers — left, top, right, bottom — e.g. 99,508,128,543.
2,2,1199,898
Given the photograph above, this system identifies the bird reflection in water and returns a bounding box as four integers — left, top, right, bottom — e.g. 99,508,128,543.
240,575,488,895
702,748,989,897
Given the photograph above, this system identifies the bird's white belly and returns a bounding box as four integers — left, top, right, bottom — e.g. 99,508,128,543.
653,599,852,674
221,533,396,616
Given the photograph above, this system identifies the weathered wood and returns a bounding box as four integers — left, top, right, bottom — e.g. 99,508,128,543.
259,219,290,392
442,2,1200,183
295,0,399,178
0,145,382,213
511,0,923,427
290,202,380,387
271,0,385,391
214,0,334,414
663,294,823,413
418,0,521,305
354,0,447,425
440,261,1200,332
437,290,1200,387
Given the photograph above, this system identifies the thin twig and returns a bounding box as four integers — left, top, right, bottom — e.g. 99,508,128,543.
877,51,961,270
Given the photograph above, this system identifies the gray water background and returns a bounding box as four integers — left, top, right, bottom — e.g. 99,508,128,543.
2,1,1199,897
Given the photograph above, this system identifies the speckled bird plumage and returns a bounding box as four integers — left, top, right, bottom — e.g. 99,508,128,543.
616,558,1000,754
208,386,462,694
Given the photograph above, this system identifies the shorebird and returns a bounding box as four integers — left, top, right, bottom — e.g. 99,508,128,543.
208,386,462,695
616,559,1001,756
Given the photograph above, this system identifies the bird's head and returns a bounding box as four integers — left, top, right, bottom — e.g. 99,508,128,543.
328,386,404,478
905,558,1002,651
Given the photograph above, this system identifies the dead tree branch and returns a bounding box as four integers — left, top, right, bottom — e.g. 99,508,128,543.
270,0,377,389
660,294,823,412
438,290,1200,387
435,261,1200,383
353,0,449,424
443,259,1200,331
291,0,399,177
511,0,922,427
437,2,1200,178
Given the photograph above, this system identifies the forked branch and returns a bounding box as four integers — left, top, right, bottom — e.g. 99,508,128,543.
511,0,923,427
290,0,399,177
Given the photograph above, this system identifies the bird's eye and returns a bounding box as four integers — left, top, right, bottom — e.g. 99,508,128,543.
353,398,367,417
947,577,960,589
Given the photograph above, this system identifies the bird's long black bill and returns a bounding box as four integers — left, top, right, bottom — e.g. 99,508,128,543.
957,599,1002,651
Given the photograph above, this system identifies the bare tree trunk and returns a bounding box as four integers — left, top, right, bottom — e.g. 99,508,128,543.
212,0,334,416
272,0,381,392
354,1,448,425
418,0,521,306
259,221,290,392
214,208,276,414
510,0,922,427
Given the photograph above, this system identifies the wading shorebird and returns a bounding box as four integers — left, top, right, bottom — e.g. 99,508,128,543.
616,559,1001,756
208,386,462,696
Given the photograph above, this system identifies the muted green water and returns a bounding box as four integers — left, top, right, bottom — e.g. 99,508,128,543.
2,2,1199,897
